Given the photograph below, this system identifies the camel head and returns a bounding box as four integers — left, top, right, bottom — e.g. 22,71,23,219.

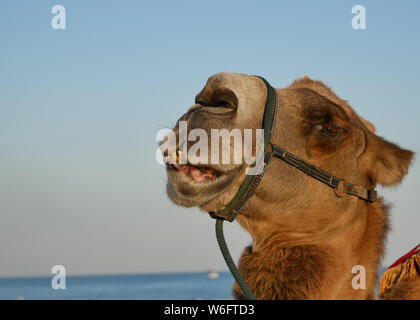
163,72,413,242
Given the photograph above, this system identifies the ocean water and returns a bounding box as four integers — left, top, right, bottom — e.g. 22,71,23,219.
0,272,234,300
0,268,388,300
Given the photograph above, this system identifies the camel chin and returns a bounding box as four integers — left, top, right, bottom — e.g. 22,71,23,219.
166,162,245,208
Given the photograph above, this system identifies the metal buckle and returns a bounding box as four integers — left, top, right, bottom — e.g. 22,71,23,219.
334,179,346,198
329,176,340,188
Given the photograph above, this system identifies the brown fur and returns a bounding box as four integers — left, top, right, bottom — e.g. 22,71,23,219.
233,198,390,299
165,73,415,299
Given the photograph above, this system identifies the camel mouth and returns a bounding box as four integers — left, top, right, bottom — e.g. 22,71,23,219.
165,156,245,207
163,149,241,184
165,161,221,183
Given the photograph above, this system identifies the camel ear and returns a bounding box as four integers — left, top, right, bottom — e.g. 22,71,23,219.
369,135,414,186
360,116,376,133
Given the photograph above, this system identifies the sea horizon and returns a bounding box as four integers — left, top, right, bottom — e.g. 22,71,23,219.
0,271,234,300
0,269,229,281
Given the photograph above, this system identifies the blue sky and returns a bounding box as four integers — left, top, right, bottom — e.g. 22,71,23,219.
0,0,419,277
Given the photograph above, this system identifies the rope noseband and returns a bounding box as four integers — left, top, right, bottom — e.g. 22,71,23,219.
209,76,377,300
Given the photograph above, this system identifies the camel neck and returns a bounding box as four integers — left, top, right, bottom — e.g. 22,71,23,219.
237,202,368,248
233,200,389,299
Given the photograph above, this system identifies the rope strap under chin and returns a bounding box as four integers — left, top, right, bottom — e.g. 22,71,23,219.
215,218,256,300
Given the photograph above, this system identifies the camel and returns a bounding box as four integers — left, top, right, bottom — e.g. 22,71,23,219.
163,72,416,299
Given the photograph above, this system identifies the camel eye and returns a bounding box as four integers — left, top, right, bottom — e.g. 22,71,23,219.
320,123,342,136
